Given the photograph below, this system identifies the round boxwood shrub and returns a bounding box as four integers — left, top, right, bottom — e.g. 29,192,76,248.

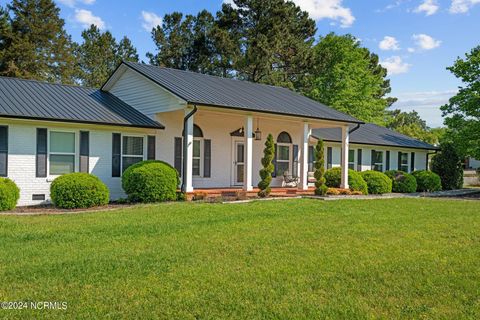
412,170,442,192
122,160,179,203
360,170,392,194
385,170,417,193
324,167,368,194
50,173,109,209
0,178,20,211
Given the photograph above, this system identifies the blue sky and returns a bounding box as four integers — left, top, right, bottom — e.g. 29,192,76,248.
2,0,479,127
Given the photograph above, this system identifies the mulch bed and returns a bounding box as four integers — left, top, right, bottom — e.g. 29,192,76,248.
5,203,136,215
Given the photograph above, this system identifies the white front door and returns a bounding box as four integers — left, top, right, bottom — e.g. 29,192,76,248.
232,140,245,186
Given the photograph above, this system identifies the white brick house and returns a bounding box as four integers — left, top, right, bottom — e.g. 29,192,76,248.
0,62,438,206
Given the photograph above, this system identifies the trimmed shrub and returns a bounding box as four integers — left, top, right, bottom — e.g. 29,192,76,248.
122,160,179,203
0,178,20,211
431,142,463,190
385,170,417,193
324,167,368,195
313,139,328,196
258,134,275,197
360,171,392,194
50,173,109,209
412,170,442,192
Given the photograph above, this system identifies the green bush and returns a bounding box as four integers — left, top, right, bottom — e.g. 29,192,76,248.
431,142,463,190
50,173,109,209
412,170,442,192
0,178,20,211
385,170,417,193
360,171,392,194
324,167,368,195
122,160,179,203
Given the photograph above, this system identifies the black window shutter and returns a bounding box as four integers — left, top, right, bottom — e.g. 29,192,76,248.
371,150,375,169
79,131,89,173
292,144,299,178
272,144,277,177
174,137,182,176
327,147,332,169
147,135,156,160
411,152,415,172
112,133,121,177
0,126,8,177
386,151,390,171
203,139,211,178
398,152,402,171
36,128,47,177
357,149,362,171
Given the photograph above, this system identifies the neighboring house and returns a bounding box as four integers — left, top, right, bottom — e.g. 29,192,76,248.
465,158,480,170
0,61,437,206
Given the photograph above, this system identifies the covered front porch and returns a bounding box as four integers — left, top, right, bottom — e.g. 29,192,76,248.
157,105,355,195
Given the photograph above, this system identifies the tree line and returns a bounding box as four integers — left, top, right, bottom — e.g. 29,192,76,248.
0,0,450,145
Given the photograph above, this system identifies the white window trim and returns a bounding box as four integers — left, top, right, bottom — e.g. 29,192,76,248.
121,134,146,175
348,149,356,170
48,129,77,177
192,138,204,178
372,150,384,172
399,152,409,172
277,142,292,176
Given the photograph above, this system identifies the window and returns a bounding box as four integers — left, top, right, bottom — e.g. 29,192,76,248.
276,132,292,176
192,139,202,176
49,131,75,175
348,149,355,170
372,150,383,172
122,136,144,172
400,152,409,172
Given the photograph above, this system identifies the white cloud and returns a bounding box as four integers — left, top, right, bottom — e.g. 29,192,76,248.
57,0,95,7
141,11,163,32
379,36,400,51
381,56,412,75
291,0,355,27
414,0,440,15
74,9,105,29
222,0,238,9
392,90,457,127
412,33,441,50
449,0,480,13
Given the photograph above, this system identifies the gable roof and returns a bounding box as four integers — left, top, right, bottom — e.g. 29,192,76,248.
105,61,362,124
0,76,163,129
312,123,438,150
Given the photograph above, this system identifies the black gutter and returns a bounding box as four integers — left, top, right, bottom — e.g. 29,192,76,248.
310,135,439,151
181,105,198,193
349,123,361,134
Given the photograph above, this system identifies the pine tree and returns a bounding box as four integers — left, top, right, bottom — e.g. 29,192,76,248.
314,139,327,196
258,134,275,197
0,0,76,84
76,25,139,88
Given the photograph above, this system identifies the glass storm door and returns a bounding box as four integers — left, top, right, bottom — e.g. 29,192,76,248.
233,141,245,185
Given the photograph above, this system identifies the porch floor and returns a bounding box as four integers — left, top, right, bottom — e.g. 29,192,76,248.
186,187,316,200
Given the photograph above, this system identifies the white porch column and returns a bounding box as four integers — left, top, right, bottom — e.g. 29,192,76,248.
299,122,310,190
184,110,194,193
244,115,253,191
340,125,349,189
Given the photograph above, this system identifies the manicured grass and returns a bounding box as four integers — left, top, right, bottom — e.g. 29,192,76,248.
0,198,479,319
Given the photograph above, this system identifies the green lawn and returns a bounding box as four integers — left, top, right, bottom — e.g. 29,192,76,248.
0,198,479,319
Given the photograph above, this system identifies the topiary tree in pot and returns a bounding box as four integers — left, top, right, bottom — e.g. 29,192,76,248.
258,134,275,198
314,139,328,195
431,142,464,190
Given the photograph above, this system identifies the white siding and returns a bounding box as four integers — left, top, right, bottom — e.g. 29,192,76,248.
108,68,186,117
4,121,153,206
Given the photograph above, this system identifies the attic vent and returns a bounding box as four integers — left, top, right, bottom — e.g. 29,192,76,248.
32,194,45,201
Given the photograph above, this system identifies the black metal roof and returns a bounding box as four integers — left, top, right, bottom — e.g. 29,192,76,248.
312,123,438,150
113,61,362,124
0,76,164,129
